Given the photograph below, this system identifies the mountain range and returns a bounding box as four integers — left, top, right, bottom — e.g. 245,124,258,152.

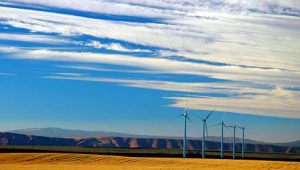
8,127,296,146
1,131,300,154
9,127,138,138
0,127,298,154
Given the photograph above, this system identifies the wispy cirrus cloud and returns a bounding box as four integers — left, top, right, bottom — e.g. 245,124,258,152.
0,0,300,120
57,65,161,74
0,33,70,44
0,5,299,72
168,93,300,119
0,32,151,53
44,74,300,118
0,72,15,76
46,73,271,95
77,40,152,53
53,72,86,77
4,47,300,88
3,0,300,17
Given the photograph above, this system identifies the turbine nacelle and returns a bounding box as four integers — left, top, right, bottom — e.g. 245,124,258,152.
179,103,190,158
183,112,188,117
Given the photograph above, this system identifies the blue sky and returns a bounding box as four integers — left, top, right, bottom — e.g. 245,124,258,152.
0,0,300,143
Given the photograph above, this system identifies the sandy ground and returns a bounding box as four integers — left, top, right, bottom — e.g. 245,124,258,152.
0,153,299,170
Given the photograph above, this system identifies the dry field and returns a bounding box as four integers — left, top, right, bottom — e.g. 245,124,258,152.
0,153,299,170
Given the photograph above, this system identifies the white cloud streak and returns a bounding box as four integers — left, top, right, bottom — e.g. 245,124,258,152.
44,74,300,119
45,74,267,95
0,72,15,76
79,40,151,53
0,33,70,44
57,65,161,74
168,94,300,119
1,1,300,119
0,5,299,72
6,48,300,88
53,72,86,77
4,0,300,17
0,32,150,53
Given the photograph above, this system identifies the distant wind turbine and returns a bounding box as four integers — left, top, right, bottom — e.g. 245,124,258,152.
197,110,214,158
211,119,226,158
218,113,226,158
218,121,225,158
179,104,191,158
236,126,246,158
225,124,236,159
233,125,236,159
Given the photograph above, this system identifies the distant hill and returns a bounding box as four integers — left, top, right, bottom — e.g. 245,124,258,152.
7,127,299,148
9,127,138,138
8,127,264,145
272,140,300,147
0,132,299,154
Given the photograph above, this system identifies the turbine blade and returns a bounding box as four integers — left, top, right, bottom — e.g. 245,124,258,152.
236,125,246,130
186,116,191,122
205,110,214,120
184,101,189,112
187,116,197,128
191,113,204,120
224,124,234,128
177,114,184,117
221,112,226,121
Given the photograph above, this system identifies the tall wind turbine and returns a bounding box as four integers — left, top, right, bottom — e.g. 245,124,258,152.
233,125,236,159
204,116,225,159
179,105,190,158
237,126,246,158
218,113,226,158
225,124,236,159
200,110,214,158
220,121,225,158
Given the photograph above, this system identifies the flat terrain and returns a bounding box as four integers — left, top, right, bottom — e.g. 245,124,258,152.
0,153,299,170
1,145,300,161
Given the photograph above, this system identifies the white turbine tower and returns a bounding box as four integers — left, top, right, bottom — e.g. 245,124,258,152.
236,126,246,158
225,124,236,159
198,110,214,158
212,120,225,158
233,125,236,159
216,113,226,158
219,121,225,158
179,105,190,158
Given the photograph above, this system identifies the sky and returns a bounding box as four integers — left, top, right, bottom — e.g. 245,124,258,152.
0,0,299,143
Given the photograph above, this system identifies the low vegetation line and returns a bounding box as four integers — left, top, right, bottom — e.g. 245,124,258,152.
0,145,300,162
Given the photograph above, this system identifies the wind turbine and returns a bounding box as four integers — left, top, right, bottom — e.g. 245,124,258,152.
225,124,236,159
219,121,225,158
236,126,246,158
217,113,226,158
179,105,190,158
213,120,225,158
198,110,214,158
233,125,236,159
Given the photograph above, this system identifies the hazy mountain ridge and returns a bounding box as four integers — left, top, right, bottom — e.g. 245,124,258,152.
1,132,299,154
9,127,138,138
272,140,300,147
8,127,289,146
